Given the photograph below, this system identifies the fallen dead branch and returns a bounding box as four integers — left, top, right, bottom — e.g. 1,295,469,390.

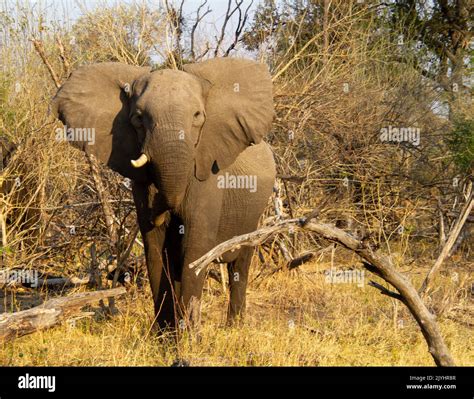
0,287,126,342
189,216,455,367
0,272,91,289
35,275,91,288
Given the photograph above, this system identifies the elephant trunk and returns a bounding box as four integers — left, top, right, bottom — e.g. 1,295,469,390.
146,128,193,211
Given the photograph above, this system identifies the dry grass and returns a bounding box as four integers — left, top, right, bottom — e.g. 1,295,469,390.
1,254,472,366
0,1,472,368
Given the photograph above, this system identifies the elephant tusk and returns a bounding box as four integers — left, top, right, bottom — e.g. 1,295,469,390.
131,153,148,168
153,211,170,227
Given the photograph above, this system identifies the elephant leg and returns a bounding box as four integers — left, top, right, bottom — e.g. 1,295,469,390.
132,182,176,330
178,252,207,331
162,214,184,301
177,183,222,331
227,247,253,325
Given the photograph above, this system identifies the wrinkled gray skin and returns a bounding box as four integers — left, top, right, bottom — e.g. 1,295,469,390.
53,58,276,329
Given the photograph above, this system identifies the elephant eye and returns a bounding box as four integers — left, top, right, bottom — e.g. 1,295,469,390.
193,111,201,118
131,110,143,127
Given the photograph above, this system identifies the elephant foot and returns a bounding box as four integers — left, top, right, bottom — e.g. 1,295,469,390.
177,295,202,334
154,325,180,346
151,308,178,335
226,312,246,327
171,358,190,367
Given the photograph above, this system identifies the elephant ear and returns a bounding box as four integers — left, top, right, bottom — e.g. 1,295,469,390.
52,62,151,181
183,58,274,181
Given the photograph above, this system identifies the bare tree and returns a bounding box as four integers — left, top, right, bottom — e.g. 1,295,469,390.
190,0,212,61
224,0,254,56
164,0,185,67
214,0,253,57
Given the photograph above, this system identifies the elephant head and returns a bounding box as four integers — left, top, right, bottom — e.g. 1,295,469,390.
53,58,274,210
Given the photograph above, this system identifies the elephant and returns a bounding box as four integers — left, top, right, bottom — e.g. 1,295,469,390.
52,57,276,330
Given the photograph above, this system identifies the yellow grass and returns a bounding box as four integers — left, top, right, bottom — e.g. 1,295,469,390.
1,259,472,366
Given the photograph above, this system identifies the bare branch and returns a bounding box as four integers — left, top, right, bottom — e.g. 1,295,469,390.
190,0,212,61
31,38,61,89
368,280,405,303
224,0,253,57
86,153,118,245
55,34,71,77
214,0,244,57
164,0,185,66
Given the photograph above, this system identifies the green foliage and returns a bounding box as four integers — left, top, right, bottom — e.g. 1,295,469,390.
0,246,13,256
448,115,474,174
